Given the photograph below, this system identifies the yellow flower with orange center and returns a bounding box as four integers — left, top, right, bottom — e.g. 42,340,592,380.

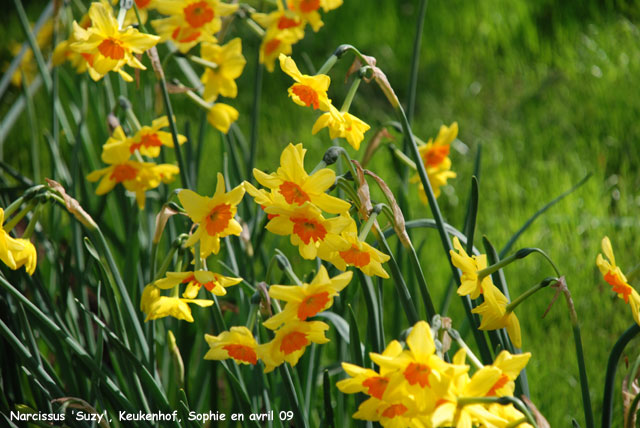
87,129,179,208
256,320,329,372
53,11,100,79
262,266,351,330
471,282,522,348
312,104,370,150
204,326,259,365
449,236,493,300
200,38,246,102
411,122,458,201
286,0,343,32
279,54,332,111
152,0,238,53
140,284,213,322
177,173,245,257
253,3,306,65
245,143,350,214
482,351,531,397
124,116,187,158
319,220,390,278
154,270,241,299
70,2,159,82
337,340,402,399
264,202,350,260
597,236,640,325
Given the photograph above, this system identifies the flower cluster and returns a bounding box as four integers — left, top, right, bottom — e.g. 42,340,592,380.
338,321,533,427
0,208,37,276
152,0,238,53
87,120,181,209
450,237,522,348
411,122,458,201
597,236,640,326
204,266,350,373
253,0,343,72
279,55,370,150
245,143,389,277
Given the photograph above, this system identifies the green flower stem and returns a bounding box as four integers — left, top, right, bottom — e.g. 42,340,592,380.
3,196,24,218
476,252,519,282
316,55,338,75
189,55,219,69
446,328,483,370
372,225,419,325
406,0,429,123
505,277,556,314
154,237,184,281
310,159,327,175
553,277,594,428
275,249,302,285
243,17,266,37
157,63,191,190
457,396,537,428
340,75,362,113
390,144,417,169
602,323,640,428
3,199,37,232
358,205,381,241
248,55,264,180
185,90,212,110
22,204,41,239
120,97,142,132
132,2,148,33
13,0,51,90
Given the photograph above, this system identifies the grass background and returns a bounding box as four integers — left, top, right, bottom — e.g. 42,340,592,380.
2,0,640,426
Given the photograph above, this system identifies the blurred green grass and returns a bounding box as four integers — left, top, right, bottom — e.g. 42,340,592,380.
2,0,640,426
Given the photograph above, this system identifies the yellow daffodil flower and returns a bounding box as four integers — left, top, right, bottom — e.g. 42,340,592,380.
126,116,187,158
411,122,457,201
286,0,343,32
319,220,390,278
253,2,303,72
483,350,531,397
178,173,245,257
53,11,100,79
312,104,370,150
472,282,522,348
200,38,246,101
246,143,351,214
258,31,296,72
206,102,239,133
279,54,332,110
87,129,179,209
154,270,241,299
71,2,160,82
351,396,422,428
263,266,351,329
337,340,403,399
449,236,493,300
140,285,213,322
0,209,36,275
264,202,350,260
12,238,37,276
152,0,238,53
257,320,329,372
597,236,640,325
204,326,259,365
